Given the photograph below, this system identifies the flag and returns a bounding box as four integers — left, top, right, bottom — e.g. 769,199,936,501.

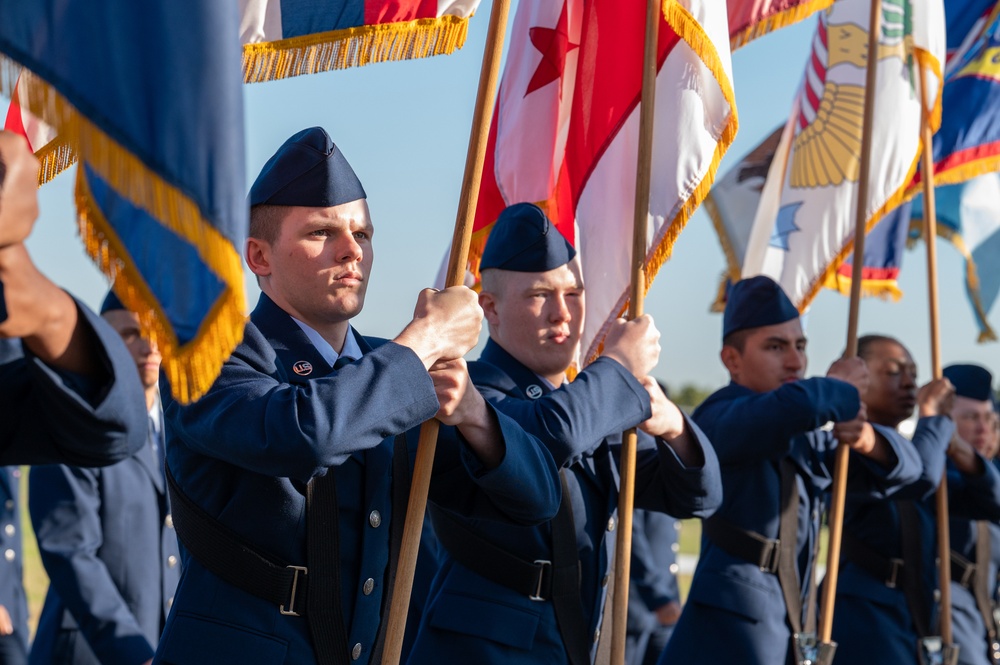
742,0,945,311
909,173,1000,341
241,0,482,83
447,0,737,363
3,72,69,184
706,125,909,311
0,2,247,403
727,0,834,49
705,126,784,310
911,2,1000,188
825,201,911,300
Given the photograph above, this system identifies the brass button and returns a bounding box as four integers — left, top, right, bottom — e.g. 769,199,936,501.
369,511,382,528
363,578,375,595
352,643,362,660
607,517,616,532
167,555,178,568
164,514,174,529
671,542,680,553
4,549,14,562
4,524,14,537
669,563,679,575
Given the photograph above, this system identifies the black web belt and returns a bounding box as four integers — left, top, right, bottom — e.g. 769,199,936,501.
842,501,930,638
166,435,410,665
703,458,813,636
431,470,592,665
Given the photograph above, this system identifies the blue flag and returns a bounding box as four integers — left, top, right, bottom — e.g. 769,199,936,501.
0,2,247,403
910,173,1000,342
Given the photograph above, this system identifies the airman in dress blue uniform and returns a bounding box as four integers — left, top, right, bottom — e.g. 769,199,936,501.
407,203,722,665
943,364,1000,665
152,128,561,665
0,132,146,468
828,336,1000,665
29,292,181,665
660,277,923,665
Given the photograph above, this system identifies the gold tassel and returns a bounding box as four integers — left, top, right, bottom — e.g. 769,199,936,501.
730,0,835,51
243,15,471,83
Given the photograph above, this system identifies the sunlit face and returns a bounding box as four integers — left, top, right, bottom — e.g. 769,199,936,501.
480,261,584,385
953,395,999,458
724,318,807,393
248,200,374,329
102,310,161,390
861,339,918,428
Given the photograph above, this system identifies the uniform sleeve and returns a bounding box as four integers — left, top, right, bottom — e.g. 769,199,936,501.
632,415,722,519
167,327,440,483
0,299,146,467
426,403,561,526
471,357,651,467
29,465,154,665
694,378,861,465
948,450,1000,521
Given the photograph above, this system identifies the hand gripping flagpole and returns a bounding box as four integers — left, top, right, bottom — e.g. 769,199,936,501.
815,0,882,660
917,59,960,665
380,1,512,663
610,0,660,663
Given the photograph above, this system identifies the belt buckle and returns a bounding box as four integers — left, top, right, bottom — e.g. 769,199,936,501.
279,565,308,616
761,542,780,574
529,560,551,601
886,558,903,589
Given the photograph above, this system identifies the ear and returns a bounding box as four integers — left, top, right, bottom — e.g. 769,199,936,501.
720,345,741,378
479,291,501,329
245,237,272,277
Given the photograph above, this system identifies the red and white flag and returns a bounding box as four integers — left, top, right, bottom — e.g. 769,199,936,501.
4,72,69,184
451,0,737,362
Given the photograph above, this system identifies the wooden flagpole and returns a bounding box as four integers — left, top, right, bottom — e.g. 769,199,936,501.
817,0,882,649
917,61,954,648
610,0,660,662
380,1,512,662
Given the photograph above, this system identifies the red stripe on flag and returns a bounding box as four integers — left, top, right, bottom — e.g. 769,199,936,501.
365,0,438,23
561,1,681,211
3,83,31,150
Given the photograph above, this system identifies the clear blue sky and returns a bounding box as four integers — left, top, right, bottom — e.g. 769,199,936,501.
15,1,1000,391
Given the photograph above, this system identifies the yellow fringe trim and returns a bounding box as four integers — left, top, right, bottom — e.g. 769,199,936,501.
800,51,943,311
0,57,246,403
31,136,76,186
822,271,904,301
582,0,739,364
703,191,743,312
730,0,835,51
243,15,470,83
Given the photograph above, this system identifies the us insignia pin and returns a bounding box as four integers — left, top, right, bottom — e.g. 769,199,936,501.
526,385,543,399
292,361,313,376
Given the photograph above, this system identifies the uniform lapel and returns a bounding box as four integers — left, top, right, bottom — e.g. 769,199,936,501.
251,293,332,385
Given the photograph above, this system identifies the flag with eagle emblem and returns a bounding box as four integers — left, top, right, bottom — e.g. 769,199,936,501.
741,0,945,311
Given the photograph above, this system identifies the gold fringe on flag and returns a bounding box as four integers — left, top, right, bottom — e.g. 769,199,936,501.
730,0,835,51
0,58,246,403
702,191,743,312
32,136,75,186
800,46,943,312
822,271,904,301
243,15,471,83
583,0,739,364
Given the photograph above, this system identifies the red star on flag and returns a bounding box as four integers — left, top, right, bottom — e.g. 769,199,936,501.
525,2,578,96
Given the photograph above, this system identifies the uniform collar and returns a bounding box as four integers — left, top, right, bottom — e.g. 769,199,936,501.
291,316,362,366
479,338,563,398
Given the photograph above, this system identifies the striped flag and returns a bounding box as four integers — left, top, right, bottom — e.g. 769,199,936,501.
241,0,482,82
3,73,69,184
446,0,737,363
742,0,945,311
0,1,247,403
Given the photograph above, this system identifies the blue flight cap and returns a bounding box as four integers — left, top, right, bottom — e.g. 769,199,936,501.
100,290,125,314
248,127,366,207
943,364,995,402
480,203,575,272
723,275,799,339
